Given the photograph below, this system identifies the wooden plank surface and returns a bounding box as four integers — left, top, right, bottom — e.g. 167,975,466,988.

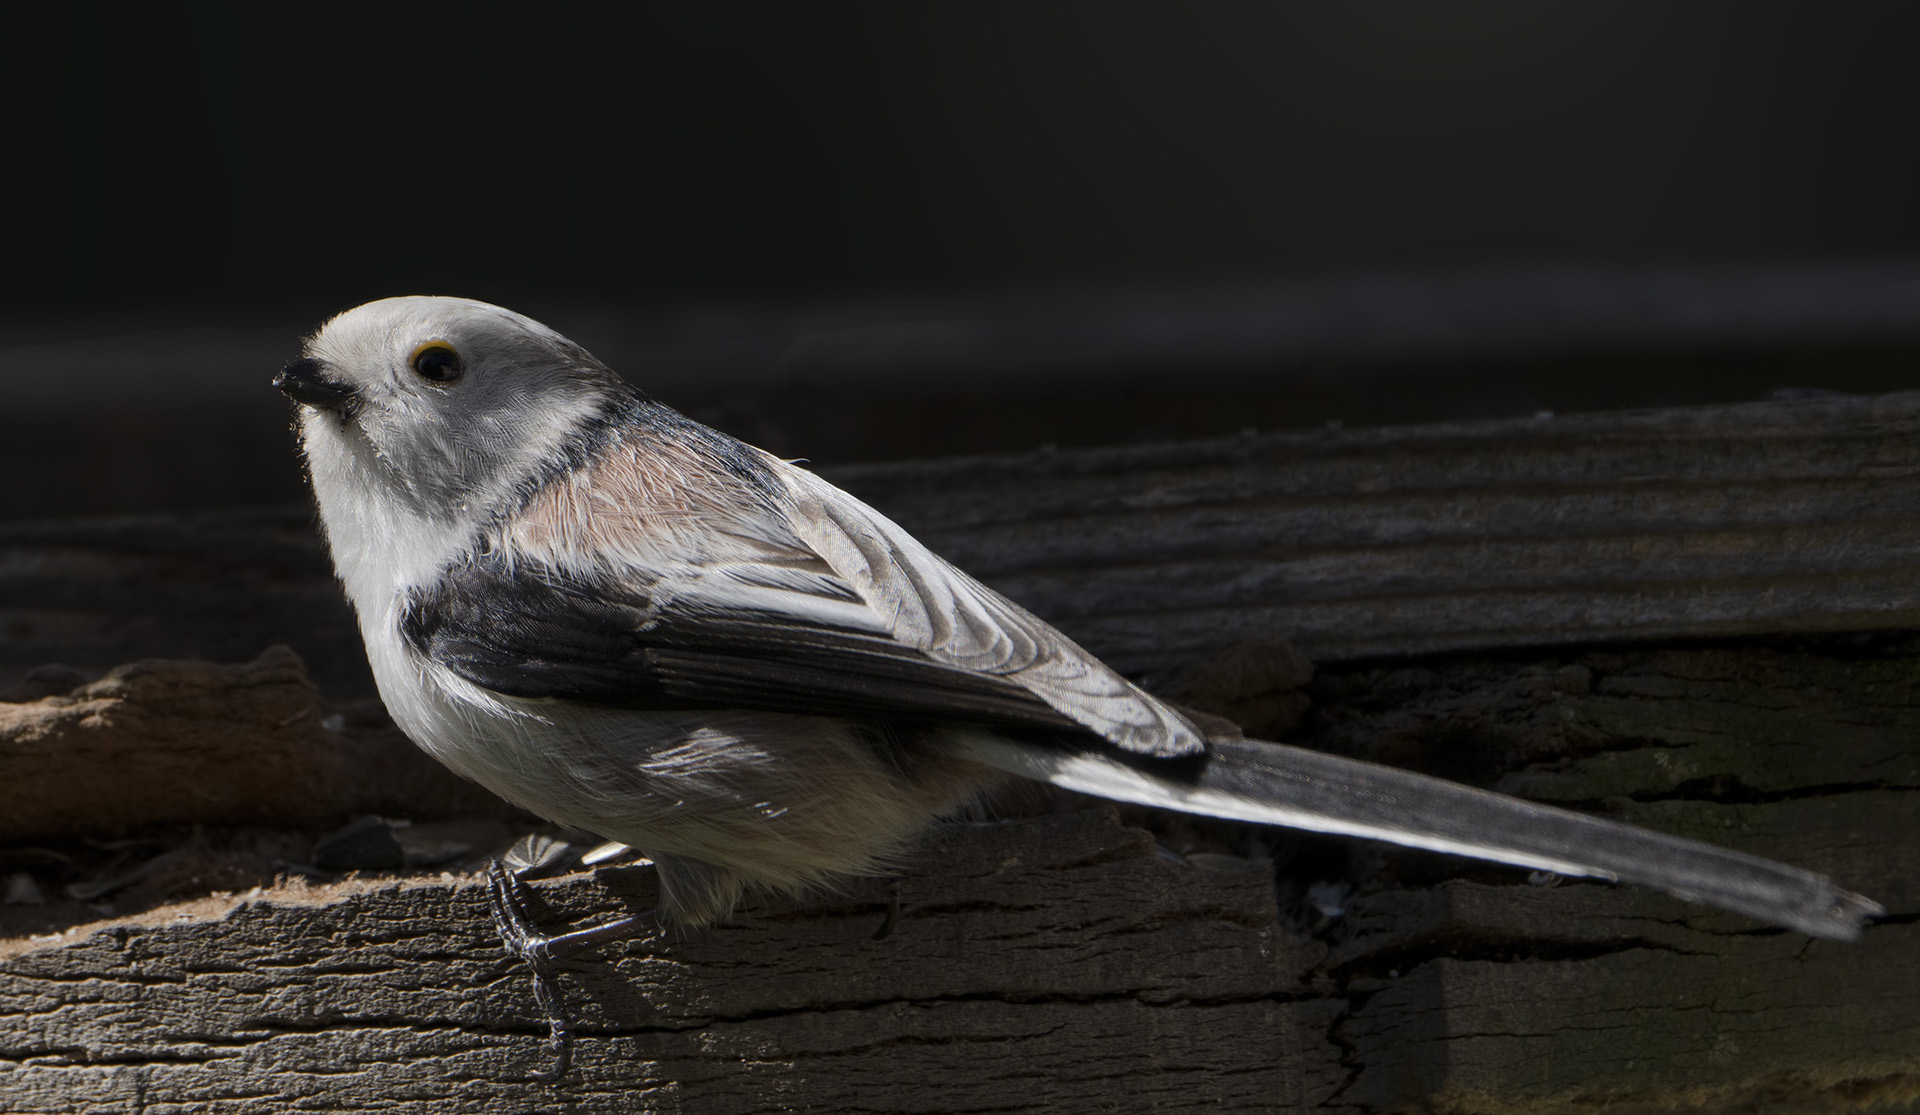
1333,884,1920,1114
833,390,1920,671
0,647,522,843
3,634,1916,1112
0,811,1347,1115
7,391,1920,695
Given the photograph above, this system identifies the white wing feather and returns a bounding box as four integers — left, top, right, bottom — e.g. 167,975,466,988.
774,462,1207,758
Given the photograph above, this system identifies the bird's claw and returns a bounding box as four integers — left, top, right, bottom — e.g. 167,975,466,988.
486,858,574,1083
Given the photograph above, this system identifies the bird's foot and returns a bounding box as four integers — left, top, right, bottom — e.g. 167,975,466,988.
485,858,656,1084
486,859,575,1082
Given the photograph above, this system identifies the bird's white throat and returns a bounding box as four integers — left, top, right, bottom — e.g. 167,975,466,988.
298,410,482,617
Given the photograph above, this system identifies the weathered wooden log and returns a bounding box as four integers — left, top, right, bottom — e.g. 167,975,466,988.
835,390,1920,671
6,805,1909,1114
1297,642,1920,1111
2,635,1914,1112
1333,883,1920,1114
4,392,1918,1112
7,391,1920,694
0,646,523,843
0,811,1348,1114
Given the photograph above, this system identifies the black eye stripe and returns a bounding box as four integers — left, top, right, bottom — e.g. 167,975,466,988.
411,344,464,383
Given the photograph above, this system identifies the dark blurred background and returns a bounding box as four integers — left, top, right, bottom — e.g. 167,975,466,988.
6,2,1920,521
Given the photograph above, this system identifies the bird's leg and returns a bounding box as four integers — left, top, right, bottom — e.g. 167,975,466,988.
485,858,656,1083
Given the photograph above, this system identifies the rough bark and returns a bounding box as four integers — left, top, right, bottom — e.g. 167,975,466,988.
0,646,523,843
0,811,1348,1114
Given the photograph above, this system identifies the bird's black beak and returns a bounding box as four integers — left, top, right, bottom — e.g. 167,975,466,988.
274,357,358,416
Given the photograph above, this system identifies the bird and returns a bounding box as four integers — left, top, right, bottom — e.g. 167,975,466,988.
276,294,1880,1078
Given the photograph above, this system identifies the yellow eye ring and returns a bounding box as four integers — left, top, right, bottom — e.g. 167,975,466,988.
409,341,464,384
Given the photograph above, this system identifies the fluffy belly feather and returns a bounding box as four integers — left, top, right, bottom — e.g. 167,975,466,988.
367,613,994,921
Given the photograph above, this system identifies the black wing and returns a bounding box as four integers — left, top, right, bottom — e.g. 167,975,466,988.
402,556,1085,731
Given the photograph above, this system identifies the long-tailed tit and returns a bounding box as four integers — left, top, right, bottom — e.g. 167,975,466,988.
277,296,1879,1077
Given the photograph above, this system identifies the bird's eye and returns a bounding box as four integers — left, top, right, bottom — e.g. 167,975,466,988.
410,342,464,384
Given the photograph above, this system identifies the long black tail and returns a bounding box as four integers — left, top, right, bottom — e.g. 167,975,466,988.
960,733,1881,941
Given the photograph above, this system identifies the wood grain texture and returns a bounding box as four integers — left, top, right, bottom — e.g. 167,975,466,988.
1338,912,1920,1115
1293,644,1920,917
8,392,1920,691
1289,642,1920,1112
0,647,523,842
829,390,1920,671
0,811,1346,1115
4,637,1916,1112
